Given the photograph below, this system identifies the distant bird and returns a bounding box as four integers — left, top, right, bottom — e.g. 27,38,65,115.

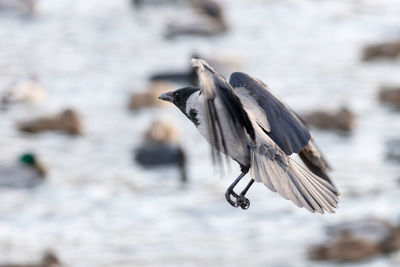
1,76,46,109
302,107,356,132
379,85,400,110
128,82,173,110
0,0,36,17
18,108,82,135
0,250,60,267
131,0,185,8
165,0,228,39
135,143,187,183
159,58,339,213
144,119,181,144
150,64,197,86
135,120,187,183
362,41,400,61
150,53,242,86
0,153,47,188
309,218,400,262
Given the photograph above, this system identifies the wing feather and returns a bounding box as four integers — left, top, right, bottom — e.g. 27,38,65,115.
191,59,254,163
230,72,338,193
230,72,311,155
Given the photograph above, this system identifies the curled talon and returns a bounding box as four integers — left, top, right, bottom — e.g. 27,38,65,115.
225,191,239,207
237,195,250,210
240,199,250,209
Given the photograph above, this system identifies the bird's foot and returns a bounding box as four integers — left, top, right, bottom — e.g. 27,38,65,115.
225,189,250,210
225,188,239,208
237,194,250,210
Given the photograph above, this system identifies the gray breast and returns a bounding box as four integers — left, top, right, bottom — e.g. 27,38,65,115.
185,92,250,167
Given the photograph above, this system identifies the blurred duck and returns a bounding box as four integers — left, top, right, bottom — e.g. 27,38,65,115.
309,218,400,262
144,119,181,143
362,41,400,61
1,76,46,109
150,63,197,86
385,139,400,161
150,53,242,86
135,144,187,183
378,85,400,109
0,251,60,267
18,109,82,135
165,0,228,39
0,0,36,16
134,120,187,183
131,0,186,8
0,153,47,188
302,107,356,132
128,82,173,110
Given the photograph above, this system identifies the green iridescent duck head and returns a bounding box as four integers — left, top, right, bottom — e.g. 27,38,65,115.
19,153,47,177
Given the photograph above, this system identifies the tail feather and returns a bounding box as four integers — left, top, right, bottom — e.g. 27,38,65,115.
298,141,339,195
250,147,338,214
294,161,338,206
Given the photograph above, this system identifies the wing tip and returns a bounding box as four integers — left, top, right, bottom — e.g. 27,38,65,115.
191,58,216,74
191,57,202,67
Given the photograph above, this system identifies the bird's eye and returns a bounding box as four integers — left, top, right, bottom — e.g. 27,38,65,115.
173,92,178,97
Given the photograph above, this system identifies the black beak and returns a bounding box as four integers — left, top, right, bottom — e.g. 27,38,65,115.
158,91,174,102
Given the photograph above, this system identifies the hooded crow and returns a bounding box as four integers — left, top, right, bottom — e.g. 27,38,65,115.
159,58,339,214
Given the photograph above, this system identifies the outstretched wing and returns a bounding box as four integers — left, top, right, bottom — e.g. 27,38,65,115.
229,72,311,155
191,59,255,162
230,72,338,192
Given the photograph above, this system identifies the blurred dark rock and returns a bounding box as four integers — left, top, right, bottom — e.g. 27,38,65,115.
18,109,82,135
165,0,228,39
128,82,172,110
362,41,400,61
0,251,60,267
302,107,356,132
0,153,47,188
308,218,400,262
378,86,400,109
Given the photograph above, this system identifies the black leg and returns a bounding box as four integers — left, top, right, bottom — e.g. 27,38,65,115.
225,169,253,209
241,179,254,196
236,179,255,210
225,171,247,207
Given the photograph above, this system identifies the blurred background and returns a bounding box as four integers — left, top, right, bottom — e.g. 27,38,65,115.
0,0,400,266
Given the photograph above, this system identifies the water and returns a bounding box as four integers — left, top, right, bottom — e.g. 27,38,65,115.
0,0,400,266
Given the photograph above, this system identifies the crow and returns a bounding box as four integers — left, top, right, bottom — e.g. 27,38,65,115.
159,58,338,213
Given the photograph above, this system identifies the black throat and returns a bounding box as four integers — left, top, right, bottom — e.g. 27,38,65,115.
188,109,200,126
173,86,200,114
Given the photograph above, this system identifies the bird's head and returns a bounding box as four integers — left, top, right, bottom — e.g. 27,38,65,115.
158,86,200,112
19,153,47,177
